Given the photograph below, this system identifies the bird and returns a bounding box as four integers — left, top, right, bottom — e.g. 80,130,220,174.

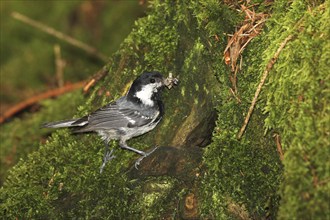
42,71,178,173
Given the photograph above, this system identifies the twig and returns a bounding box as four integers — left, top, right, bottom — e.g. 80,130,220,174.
237,35,293,139
83,67,109,94
273,133,284,160
238,36,254,54
54,44,65,87
11,11,108,62
229,88,241,103
0,82,85,124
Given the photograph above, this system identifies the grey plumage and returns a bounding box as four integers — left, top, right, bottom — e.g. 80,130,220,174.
42,71,172,173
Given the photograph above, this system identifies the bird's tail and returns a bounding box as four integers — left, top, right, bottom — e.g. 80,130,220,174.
42,117,88,128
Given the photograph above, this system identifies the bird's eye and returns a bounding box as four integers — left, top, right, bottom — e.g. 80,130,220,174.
150,78,156,83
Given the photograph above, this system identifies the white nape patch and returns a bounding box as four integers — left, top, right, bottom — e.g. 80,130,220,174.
134,83,160,106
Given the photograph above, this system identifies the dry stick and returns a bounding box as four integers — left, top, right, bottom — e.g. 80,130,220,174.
54,44,64,87
0,82,85,124
83,67,109,94
11,12,108,62
237,35,293,139
274,133,284,161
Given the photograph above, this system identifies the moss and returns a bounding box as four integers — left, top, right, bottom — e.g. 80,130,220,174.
0,0,146,182
0,91,84,185
262,1,330,219
0,1,227,218
201,0,329,219
1,0,328,219
132,177,180,219
1,127,136,218
202,109,282,219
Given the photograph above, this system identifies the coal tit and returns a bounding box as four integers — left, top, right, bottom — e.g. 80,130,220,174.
43,71,178,173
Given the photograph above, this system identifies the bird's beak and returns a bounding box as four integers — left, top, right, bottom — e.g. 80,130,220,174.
164,73,179,89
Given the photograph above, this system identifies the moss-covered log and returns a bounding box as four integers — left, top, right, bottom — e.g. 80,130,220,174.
0,0,329,219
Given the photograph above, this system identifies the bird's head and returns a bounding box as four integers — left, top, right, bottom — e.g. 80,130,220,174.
127,71,178,106
127,71,165,106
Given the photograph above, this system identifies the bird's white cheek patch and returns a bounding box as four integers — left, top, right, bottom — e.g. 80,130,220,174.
135,84,156,106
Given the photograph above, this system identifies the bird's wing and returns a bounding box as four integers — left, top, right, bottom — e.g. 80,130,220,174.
77,102,153,132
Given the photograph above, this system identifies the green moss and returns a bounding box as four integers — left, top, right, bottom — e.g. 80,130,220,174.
0,0,146,182
0,91,84,185
263,1,330,219
201,0,329,219
1,0,328,219
133,177,179,219
0,1,227,218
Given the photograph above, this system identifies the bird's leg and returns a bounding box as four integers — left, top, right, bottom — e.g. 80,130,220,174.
100,141,116,173
134,146,158,169
119,139,158,169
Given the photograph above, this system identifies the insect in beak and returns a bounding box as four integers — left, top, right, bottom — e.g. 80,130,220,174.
164,72,179,89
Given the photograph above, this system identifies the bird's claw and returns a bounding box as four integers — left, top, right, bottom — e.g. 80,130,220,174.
100,149,116,173
134,146,158,169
